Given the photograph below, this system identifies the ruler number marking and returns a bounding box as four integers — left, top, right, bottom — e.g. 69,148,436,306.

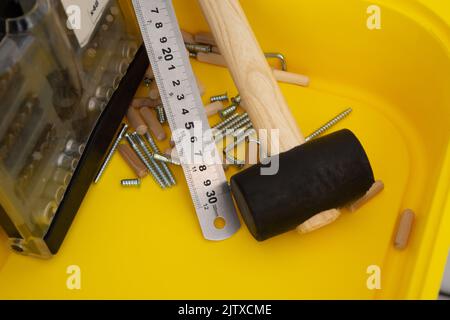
133,0,239,240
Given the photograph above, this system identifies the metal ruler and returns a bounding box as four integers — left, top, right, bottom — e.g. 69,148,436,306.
132,0,240,240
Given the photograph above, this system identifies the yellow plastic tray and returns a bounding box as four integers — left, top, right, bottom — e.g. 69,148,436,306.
0,0,449,299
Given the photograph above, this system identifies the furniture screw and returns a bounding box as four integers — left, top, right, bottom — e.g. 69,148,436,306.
121,178,141,187
131,133,172,188
144,132,176,185
210,92,229,103
94,123,128,184
156,105,167,124
219,104,237,119
305,108,353,142
124,132,166,189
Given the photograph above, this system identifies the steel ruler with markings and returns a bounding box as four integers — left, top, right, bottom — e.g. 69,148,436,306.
132,0,240,240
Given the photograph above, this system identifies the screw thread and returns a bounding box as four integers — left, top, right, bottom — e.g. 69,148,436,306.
132,133,172,188
185,43,212,53
232,123,253,138
121,178,141,187
145,133,176,186
94,123,128,183
224,113,249,130
212,113,240,131
215,113,250,141
219,104,237,119
156,105,167,124
223,127,255,168
229,117,252,132
125,133,166,189
210,93,229,103
305,108,353,142
224,128,256,154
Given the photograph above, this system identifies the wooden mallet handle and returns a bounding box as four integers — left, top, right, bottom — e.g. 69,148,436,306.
198,0,341,234
198,0,304,152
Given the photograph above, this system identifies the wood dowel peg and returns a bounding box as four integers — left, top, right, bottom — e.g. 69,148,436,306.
131,97,161,109
272,69,310,87
394,209,415,250
347,180,384,212
196,52,227,67
127,107,148,135
118,144,148,178
296,209,341,234
205,101,225,116
148,80,160,100
140,107,166,141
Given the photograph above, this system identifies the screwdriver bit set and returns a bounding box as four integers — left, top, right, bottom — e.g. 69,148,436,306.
0,0,147,258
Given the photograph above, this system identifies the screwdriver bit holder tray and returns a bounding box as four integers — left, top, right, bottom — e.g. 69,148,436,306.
0,0,148,258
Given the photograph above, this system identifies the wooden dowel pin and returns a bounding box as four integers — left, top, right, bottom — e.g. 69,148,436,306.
394,209,415,250
118,144,148,178
205,101,225,116
127,107,147,135
140,107,166,141
347,180,384,212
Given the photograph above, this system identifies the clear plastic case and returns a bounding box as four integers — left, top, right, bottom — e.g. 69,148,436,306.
0,0,140,258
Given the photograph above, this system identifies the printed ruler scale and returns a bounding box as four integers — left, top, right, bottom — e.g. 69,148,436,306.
132,0,240,240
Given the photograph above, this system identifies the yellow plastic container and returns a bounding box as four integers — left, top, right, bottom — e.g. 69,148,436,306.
0,0,449,299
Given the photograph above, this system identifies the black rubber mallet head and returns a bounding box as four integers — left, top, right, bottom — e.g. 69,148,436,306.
231,129,374,240
199,0,376,240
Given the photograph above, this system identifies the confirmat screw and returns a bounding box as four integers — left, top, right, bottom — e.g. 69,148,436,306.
121,178,141,187
212,113,240,131
232,122,253,138
215,113,251,141
144,132,176,185
224,113,250,130
227,116,252,133
223,126,255,168
124,132,166,189
131,133,172,188
219,104,237,119
224,128,257,154
185,43,212,53
210,92,229,103
156,105,167,124
94,123,128,184
305,108,353,142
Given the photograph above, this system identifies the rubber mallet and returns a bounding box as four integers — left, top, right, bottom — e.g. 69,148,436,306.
198,0,376,241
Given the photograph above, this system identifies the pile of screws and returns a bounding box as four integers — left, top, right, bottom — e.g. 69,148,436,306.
95,121,177,189
94,30,353,189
